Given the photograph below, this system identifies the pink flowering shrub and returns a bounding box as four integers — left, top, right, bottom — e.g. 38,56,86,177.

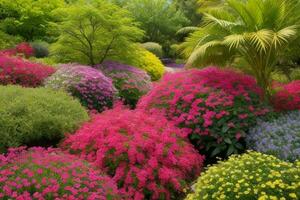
0,54,56,87
63,107,204,200
97,61,152,108
0,42,34,58
272,80,300,111
45,64,117,112
0,147,120,199
138,67,271,158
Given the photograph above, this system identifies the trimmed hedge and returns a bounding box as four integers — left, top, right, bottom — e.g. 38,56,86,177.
0,85,89,152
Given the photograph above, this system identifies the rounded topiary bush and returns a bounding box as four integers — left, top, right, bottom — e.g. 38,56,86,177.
0,54,56,87
45,64,116,112
31,41,49,58
0,85,89,153
97,61,152,107
272,80,300,111
0,147,120,199
185,152,300,200
138,67,271,158
63,107,204,200
141,42,163,58
246,111,300,161
130,48,165,81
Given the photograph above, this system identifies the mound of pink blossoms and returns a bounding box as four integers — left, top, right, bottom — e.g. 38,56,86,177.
272,80,300,111
45,64,117,112
63,107,204,200
0,42,34,58
0,147,120,200
138,67,270,158
97,61,152,108
0,54,55,87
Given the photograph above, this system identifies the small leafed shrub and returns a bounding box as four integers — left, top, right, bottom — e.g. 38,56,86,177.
138,67,270,158
31,41,49,58
97,61,152,107
185,152,300,200
0,85,89,153
45,64,116,112
141,42,163,58
130,49,165,81
272,80,300,111
247,111,300,161
63,107,204,200
0,147,120,199
0,55,55,87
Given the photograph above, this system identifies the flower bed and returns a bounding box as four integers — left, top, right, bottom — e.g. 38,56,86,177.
63,107,204,200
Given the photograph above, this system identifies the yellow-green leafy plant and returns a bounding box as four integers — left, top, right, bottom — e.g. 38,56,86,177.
185,151,300,200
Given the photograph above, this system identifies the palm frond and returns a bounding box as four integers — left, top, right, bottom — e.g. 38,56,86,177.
222,34,245,50
247,29,273,53
176,26,199,36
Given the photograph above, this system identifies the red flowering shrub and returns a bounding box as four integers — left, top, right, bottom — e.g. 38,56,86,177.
138,67,271,158
63,107,204,200
272,80,300,111
0,55,56,87
0,147,121,199
0,42,34,58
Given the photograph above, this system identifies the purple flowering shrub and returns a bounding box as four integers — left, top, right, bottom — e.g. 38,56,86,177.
45,64,117,112
246,111,300,161
97,61,152,107
0,147,121,199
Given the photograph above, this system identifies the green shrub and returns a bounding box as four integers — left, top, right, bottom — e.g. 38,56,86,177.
0,85,89,153
141,42,163,58
31,41,49,58
129,48,165,81
0,31,22,50
185,152,300,200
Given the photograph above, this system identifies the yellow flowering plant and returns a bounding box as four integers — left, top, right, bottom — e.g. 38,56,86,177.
185,152,300,200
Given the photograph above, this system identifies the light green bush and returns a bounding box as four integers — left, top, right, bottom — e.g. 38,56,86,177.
0,85,89,153
141,42,163,58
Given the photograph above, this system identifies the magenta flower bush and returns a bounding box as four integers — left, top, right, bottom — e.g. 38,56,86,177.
0,147,120,199
138,67,271,158
45,64,117,112
63,107,204,200
272,80,300,111
97,61,152,107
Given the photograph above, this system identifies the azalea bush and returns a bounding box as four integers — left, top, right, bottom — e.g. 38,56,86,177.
138,67,271,158
45,64,116,112
0,85,89,153
272,80,300,111
247,111,300,161
1,42,34,58
97,61,152,107
0,147,120,199
0,54,55,87
185,151,300,200
63,107,204,200
129,48,165,81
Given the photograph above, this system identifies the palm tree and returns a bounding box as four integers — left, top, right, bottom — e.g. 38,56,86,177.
180,0,300,96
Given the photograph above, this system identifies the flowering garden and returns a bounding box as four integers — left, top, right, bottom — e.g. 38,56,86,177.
0,0,300,199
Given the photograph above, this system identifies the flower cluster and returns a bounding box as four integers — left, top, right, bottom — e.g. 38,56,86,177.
0,54,55,87
97,61,152,107
138,67,270,158
247,111,300,161
0,85,89,153
272,80,300,111
45,64,116,112
0,42,34,58
63,107,204,200
185,151,300,200
0,147,120,199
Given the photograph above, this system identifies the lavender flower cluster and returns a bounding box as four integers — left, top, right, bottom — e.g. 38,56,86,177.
97,61,152,107
246,111,300,161
45,64,117,112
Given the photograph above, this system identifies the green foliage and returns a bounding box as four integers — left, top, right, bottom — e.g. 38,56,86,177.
0,85,89,153
186,151,300,200
125,0,189,47
141,42,163,58
173,0,202,26
180,0,300,95
31,41,49,58
51,1,143,65
0,30,22,50
127,47,165,81
0,0,65,41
